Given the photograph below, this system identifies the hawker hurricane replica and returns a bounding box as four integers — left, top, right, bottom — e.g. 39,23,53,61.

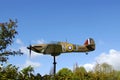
27,38,95,56
27,38,95,75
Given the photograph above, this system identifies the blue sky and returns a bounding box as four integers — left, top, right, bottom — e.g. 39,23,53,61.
0,0,120,75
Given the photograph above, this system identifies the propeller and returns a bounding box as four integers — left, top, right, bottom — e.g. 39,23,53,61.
27,44,32,57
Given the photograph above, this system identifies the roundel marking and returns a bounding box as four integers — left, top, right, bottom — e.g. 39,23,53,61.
66,44,73,51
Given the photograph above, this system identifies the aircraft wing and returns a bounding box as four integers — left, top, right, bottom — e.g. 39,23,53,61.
44,44,62,56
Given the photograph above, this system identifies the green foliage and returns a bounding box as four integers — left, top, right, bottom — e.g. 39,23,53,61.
57,68,73,80
19,65,35,80
21,65,34,75
93,62,115,80
35,73,42,80
0,19,17,50
0,19,23,62
0,64,19,80
0,63,120,80
0,64,42,80
73,66,87,80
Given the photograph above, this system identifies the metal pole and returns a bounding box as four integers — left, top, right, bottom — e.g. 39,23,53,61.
53,56,56,75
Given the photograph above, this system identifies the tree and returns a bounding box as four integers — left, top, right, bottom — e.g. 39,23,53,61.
0,19,23,63
116,71,120,80
57,68,73,80
0,64,19,79
93,62,115,80
42,74,52,80
21,65,34,80
73,64,87,80
35,73,42,80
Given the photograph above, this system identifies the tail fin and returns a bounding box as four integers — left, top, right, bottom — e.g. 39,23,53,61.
84,38,95,51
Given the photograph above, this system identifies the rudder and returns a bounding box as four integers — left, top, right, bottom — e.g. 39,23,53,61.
84,38,95,51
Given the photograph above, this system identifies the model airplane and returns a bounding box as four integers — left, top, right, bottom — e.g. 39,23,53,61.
27,38,95,56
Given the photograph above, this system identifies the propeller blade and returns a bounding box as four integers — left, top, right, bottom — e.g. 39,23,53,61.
30,45,32,57
27,44,32,58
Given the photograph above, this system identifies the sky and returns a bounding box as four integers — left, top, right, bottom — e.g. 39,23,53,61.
0,0,120,75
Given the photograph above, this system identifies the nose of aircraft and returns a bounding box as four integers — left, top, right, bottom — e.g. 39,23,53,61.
27,44,46,53
27,45,32,49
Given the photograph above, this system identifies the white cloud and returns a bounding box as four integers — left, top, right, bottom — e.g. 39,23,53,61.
23,60,41,68
16,39,24,45
83,63,95,71
82,49,120,71
18,60,41,71
37,39,45,44
31,39,45,44
96,49,120,70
